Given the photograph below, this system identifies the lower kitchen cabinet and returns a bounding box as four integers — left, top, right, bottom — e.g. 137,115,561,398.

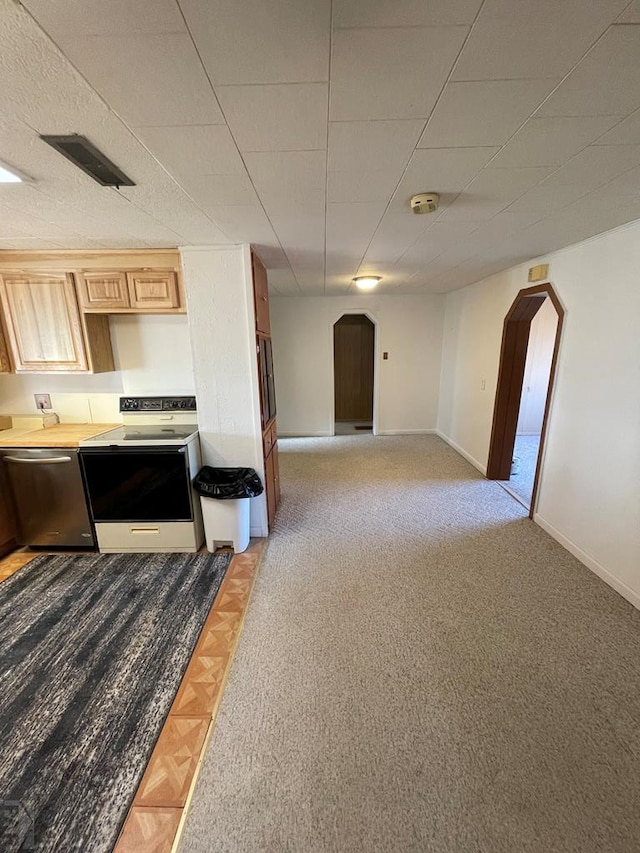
0,463,16,556
264,424,280,530
0,271,114,373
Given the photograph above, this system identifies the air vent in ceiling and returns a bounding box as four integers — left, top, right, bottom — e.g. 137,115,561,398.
39,134,135,187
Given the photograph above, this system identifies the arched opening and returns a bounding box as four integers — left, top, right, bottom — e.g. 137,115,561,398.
333,313,375,435
486,283,564,517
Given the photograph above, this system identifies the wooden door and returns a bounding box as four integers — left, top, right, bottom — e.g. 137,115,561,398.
252,252,270,335
334,314,374,421
0,272,89,372
126,270,179,310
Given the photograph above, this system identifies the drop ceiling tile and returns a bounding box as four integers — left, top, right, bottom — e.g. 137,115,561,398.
0,238,62,249
328,120,423,173
505,184,592,213
180,174,259,207
216,84,328,152
333,0,483,27
62,34,225,126
326,202,387,255
269,210,325,254
363,211,432,263
462,166,554,200
244,150,326,211
330,27,469,121
487,116,623,168
617,2,640,22
135,126,245,177
418,80,558,149
267,268,301,295
22,0,186,36
540,144,640,192
595,164,640,197
537,25,640,117
390,146,500,211
452,0,628,80
436,198,509,222
202,205,279,244
181,0,330,84
593,109,640,145
327,171,401,203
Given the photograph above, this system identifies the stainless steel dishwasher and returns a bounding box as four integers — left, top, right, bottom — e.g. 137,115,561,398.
1,448,95,548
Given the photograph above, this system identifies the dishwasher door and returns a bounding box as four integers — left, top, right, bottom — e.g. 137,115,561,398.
1,448,95,548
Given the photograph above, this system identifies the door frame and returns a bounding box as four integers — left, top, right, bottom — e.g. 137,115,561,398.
329,310,379,436
486,283,564,517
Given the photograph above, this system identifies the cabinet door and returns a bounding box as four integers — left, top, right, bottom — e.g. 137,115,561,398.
0,272,89,372
252,252,270,335
78,271,130,310
0,462,16,555
0,313,11,373
126,270,179,310
272,440,281,509
257,336,277,427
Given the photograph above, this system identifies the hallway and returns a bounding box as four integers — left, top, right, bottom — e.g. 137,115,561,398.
180,435,640,853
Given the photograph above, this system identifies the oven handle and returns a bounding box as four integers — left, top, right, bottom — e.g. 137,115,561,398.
4,455,72,464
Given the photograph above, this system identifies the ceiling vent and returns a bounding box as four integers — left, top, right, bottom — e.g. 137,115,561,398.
40,134,135,187
410,192,439,214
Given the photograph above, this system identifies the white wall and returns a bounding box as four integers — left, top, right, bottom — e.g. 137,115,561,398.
517,297,558,435
0,314,195,422
270,294,445,436
438,221,640,609
180,246,267,537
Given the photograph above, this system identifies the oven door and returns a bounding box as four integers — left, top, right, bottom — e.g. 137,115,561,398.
80,446,193,523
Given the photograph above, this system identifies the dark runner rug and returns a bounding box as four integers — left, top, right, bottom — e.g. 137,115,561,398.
0,551,231,852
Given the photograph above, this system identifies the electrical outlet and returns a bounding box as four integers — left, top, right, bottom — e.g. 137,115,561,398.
34,393,52,411
480,379,486,391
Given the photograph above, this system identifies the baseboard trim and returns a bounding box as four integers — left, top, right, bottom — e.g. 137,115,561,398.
435,430,487,475
534,513,640,611
376,429,436,435
277,431,332,437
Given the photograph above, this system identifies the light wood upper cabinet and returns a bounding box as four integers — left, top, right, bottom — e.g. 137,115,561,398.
0,271,114,374
0,311,11,373
78,268,182,313
77,271,130,310
127,270,179,310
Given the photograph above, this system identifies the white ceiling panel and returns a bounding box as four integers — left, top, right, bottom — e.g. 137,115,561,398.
327,171,401,204
198,205,280,245
504,184,592,214
134,126,245,177
333,0,483,28
270,210,325,254
593,109,640,145
537,25,640,117
617,2,640,22
22,0,186,37
216,84,328,152
436,199,509,223
330,27,469,121
399,221,480,264
326,202,386,256
364,212,439,264
418,80,558,149
267,268,301,296
452,0,628,81
244,150,326,212
539,145,640,193
60,34,225,126
487,116,623,168
460,166,554,200
328,120,423,172
179,174,259,207
181,0,330,84
390,146,500,212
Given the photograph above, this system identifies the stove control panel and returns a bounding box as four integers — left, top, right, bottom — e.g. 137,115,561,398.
119,396,197,413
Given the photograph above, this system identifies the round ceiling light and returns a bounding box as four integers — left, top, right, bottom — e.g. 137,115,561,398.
353,276,381,290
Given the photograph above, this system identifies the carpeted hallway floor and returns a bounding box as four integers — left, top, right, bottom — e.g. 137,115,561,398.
179,435,640,853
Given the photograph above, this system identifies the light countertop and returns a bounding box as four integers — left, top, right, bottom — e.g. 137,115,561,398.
0,423,120,448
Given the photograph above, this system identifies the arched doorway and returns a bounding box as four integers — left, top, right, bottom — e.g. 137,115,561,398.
486,283,564,517
333,314,375,435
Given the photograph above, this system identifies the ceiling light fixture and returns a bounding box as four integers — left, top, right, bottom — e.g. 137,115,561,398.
0,161,24,183
353,276,381,290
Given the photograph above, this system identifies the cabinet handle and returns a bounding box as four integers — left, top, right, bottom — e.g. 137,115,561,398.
4,455,72,464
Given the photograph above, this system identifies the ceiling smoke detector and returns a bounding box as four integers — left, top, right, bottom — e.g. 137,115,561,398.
410,192,439,214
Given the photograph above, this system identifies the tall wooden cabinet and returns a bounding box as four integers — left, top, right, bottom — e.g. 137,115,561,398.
252,250,280,530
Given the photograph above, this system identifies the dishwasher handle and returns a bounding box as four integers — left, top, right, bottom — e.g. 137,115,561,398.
4,455,73,464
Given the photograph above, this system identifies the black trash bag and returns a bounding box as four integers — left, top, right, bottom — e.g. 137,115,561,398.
193,466,264,500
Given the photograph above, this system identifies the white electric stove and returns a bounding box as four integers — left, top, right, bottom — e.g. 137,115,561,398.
79,396,204,553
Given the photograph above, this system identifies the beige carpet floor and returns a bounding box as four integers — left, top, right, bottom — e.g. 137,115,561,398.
179,435,640,853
